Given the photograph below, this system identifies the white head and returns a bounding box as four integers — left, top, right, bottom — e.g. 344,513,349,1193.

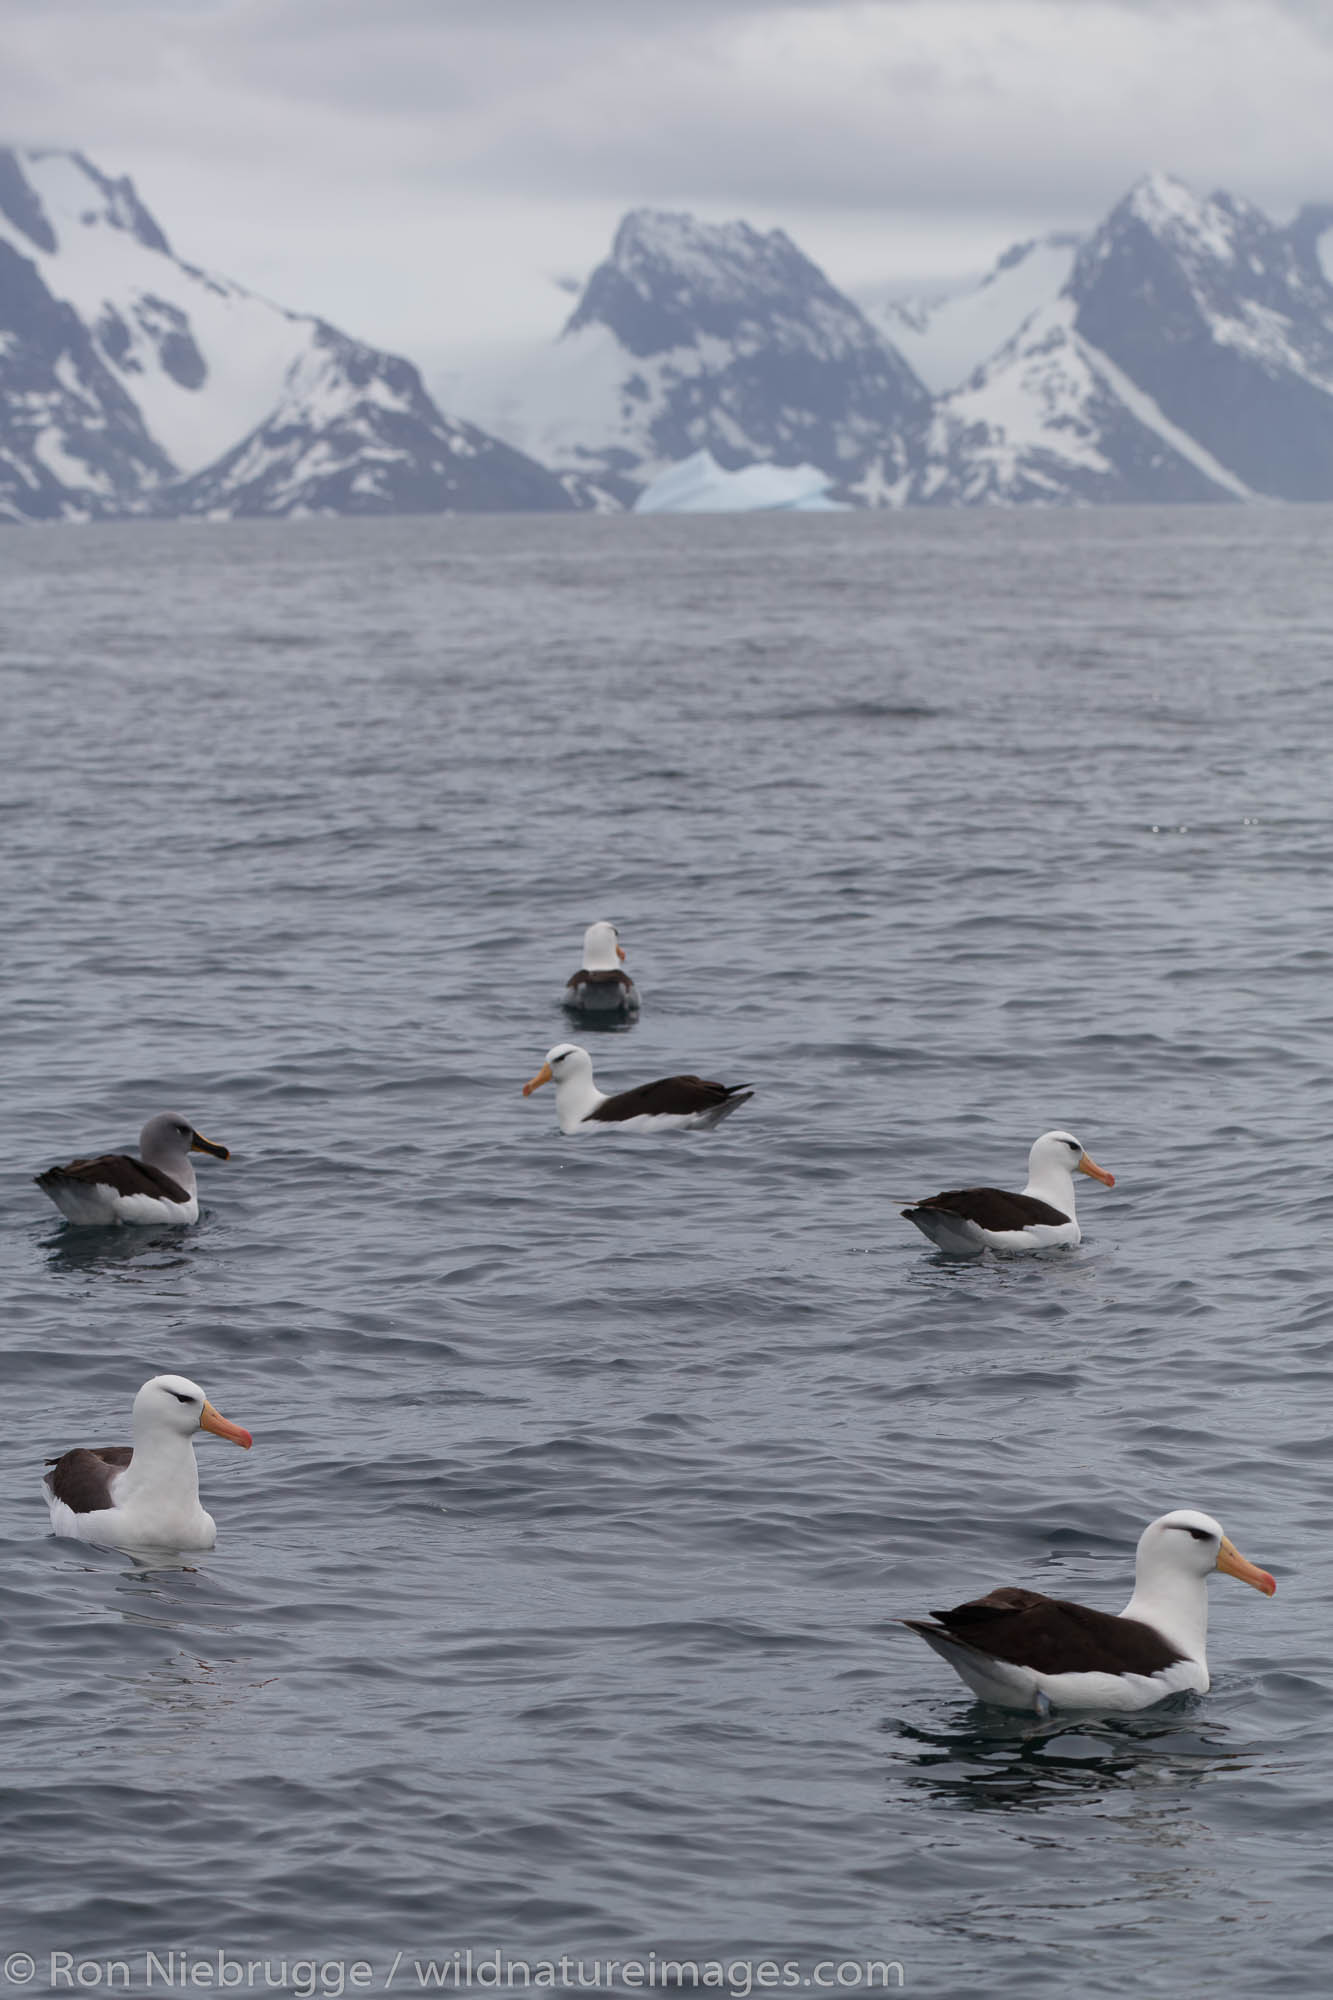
1134,1508,1275,1597
1028,1130,1115,1189
522,1042,595,1097
582,922,626,972
131,1373,253,1451
139,1112,230,1166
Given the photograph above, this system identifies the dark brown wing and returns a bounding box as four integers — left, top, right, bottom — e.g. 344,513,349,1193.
585,1075,752,1122
44,1445,134,1514
35,1153,191,1203
903,1187,1070,1230
906,1587,1185,1675
565,969,636,993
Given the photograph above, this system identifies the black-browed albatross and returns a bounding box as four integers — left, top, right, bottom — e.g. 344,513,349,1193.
902,1129,1114,1254
904,1509,1276,1713
523,1043,752,1133
44,1373,253,1550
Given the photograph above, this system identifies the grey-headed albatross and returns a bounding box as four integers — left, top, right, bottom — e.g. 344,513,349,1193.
36,1112,230,1226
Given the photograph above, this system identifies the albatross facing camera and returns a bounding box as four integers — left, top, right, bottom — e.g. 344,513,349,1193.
562,921,641,1021
44,1374,253,1551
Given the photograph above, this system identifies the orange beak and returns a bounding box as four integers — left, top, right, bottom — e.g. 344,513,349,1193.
1217,1536,1276,1596
616,944,627,962
199,1401,253,1450
1077,1152,1115,1187
191,1130,230,1160
522,1061,554,1098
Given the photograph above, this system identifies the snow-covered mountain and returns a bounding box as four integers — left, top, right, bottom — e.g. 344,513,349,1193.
1072,175,1333,499
451,209,930,507
908,293,1251,506
10,153,1333,519
0,147,572,520
168,328,568,518
907,173,1333,505
457,179,1333,511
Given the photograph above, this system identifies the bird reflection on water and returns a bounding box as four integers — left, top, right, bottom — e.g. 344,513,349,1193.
888,1706,1256,1816
41,1224,204,1281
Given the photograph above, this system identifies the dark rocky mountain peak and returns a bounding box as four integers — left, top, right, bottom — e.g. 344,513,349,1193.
1069,170,1333,499
505,204,932,504
564,207,903,370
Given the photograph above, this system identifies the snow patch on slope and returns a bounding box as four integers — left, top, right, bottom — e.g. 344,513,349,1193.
913,294,1245,505
876,236,1081,394
934,299,1112,489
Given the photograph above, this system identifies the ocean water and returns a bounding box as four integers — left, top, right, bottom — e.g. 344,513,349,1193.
2,506,1333,2000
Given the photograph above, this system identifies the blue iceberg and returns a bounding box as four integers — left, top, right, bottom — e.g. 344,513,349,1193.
632,449,848,514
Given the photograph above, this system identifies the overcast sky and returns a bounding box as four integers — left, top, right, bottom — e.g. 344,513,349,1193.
5,0,1333,379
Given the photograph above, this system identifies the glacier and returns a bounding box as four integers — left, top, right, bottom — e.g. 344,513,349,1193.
875,235,1083,395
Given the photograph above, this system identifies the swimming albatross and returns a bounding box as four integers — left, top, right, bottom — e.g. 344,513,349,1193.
904,1510,1276,1713
901,1130,1114,1254
562,922,640,1021
35,1112,230,1226
523,1043,752,1133
44,1373,253,1550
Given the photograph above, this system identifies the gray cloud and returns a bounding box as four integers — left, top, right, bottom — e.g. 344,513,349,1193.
3,0,1332,365
7,1,1332,208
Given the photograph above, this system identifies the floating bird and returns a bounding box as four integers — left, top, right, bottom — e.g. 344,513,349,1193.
562,921,640,1021
44,1373,253,1551
903,1509,1276,1713
896,1504,1272,1712
35,1112,230,1226
901,1130,1114,1254
523,1042,753,1133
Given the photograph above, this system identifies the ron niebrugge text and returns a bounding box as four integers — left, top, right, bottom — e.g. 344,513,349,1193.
5,1951,906,1996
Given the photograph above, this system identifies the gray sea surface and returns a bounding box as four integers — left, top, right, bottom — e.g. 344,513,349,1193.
2,507,1332,1999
